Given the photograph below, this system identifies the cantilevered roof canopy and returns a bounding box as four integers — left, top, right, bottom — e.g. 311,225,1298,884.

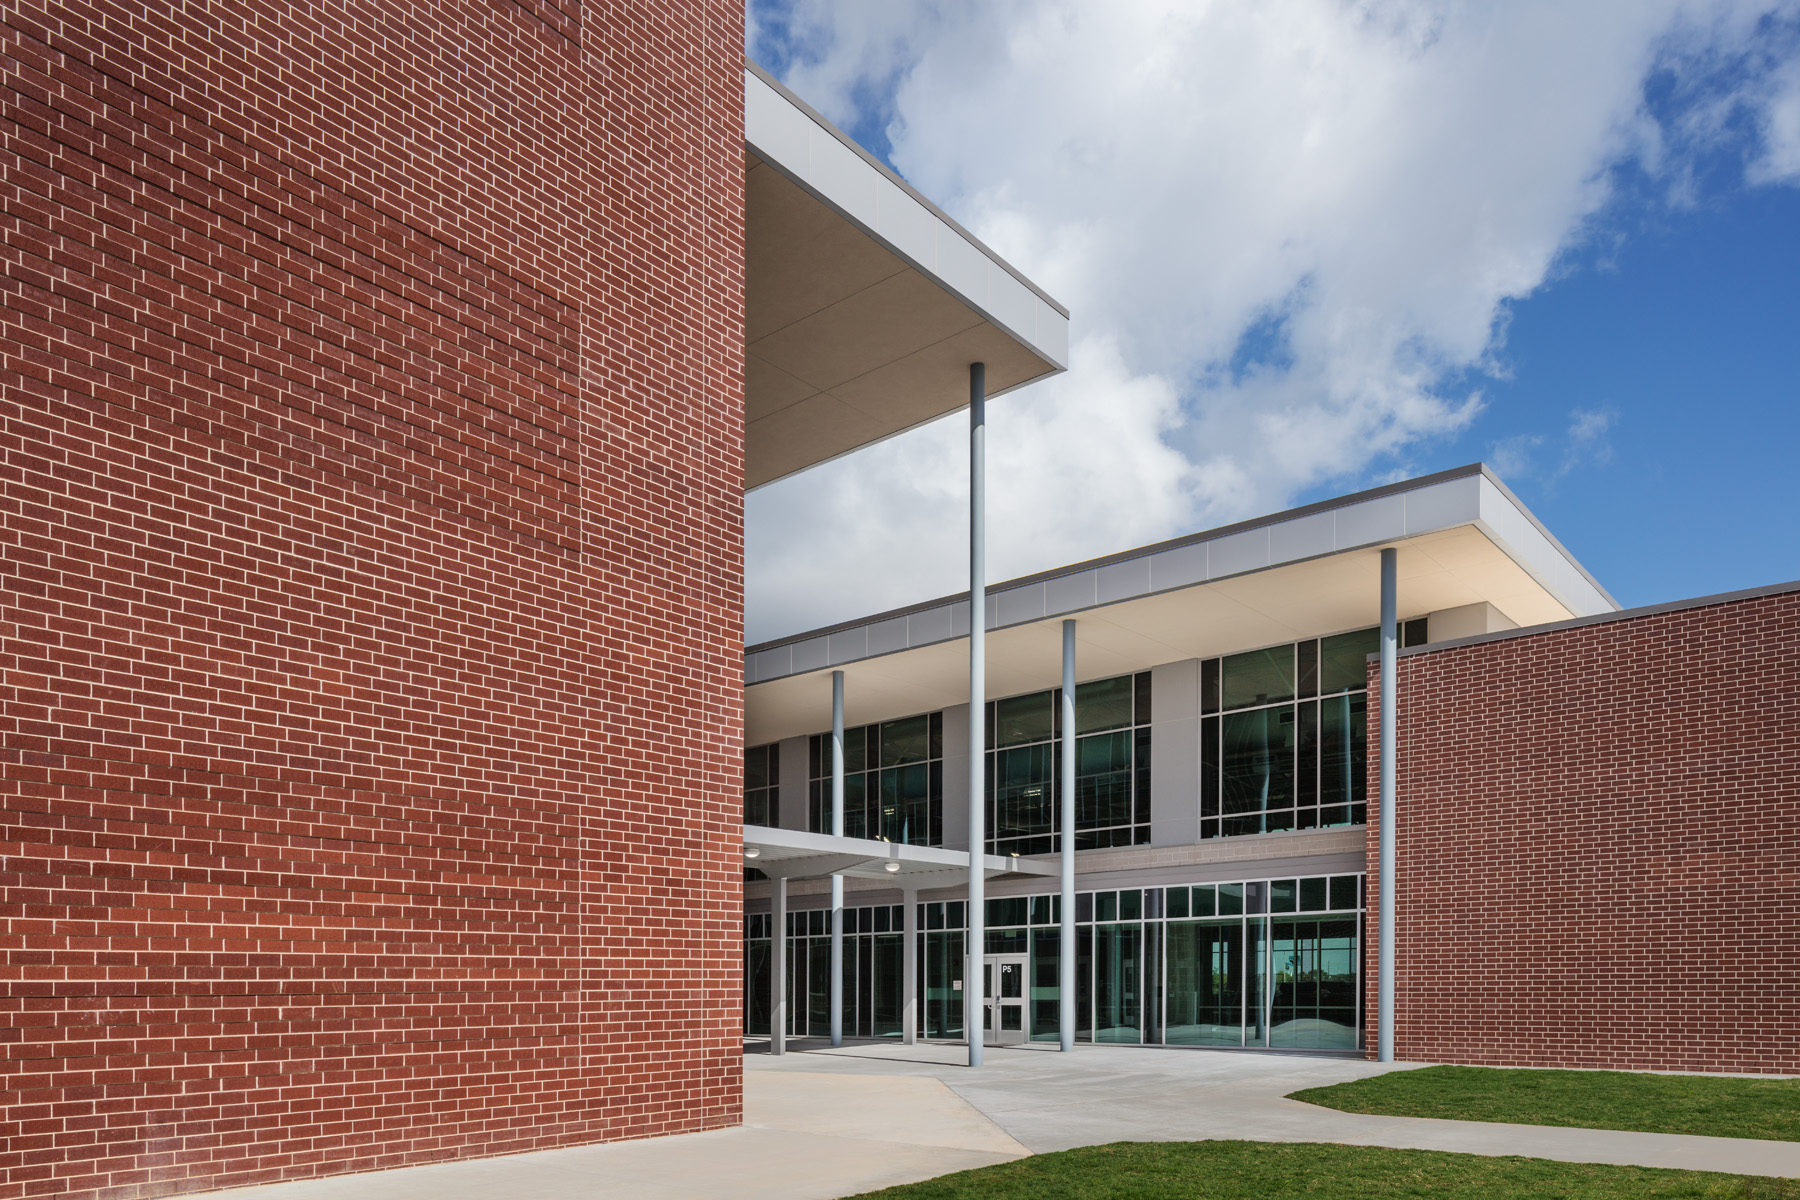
743,465,1618,745
745,825,1057,887
744,63,1069,489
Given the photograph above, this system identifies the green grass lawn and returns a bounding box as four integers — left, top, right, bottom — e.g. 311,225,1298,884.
1290,1066,1800,1142
846,1141,1800,1198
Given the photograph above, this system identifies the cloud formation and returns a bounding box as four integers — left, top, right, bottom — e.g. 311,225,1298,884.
746,1,1800,643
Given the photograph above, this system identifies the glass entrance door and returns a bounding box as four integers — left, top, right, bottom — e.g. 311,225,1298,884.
984,954,1028,1045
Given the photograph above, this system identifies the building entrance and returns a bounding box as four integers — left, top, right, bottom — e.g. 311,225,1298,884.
984,954,1028,1044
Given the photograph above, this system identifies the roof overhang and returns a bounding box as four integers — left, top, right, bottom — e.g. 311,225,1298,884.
745,825,1058,886
744,62,1069,489
743,465,1617,744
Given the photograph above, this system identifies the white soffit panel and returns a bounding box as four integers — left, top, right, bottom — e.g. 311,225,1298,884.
744,466,1618,741
743,65,1069,371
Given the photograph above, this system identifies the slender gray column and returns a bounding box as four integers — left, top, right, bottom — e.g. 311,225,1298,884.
901,885,919,1045
1378,547,1397,1063
830,669,845,1048
1059,619,1076,1052
771,875,787,1056
966,362,987,1069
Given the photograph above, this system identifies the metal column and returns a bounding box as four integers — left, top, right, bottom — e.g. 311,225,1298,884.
901,885,919,1045
1377,547,1397,1063
966,362,987,1069
1059,619,1076,1052
830,670,845,1047
771,875,787,1056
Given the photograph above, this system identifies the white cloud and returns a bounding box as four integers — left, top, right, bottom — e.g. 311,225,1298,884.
746,0,1800,643
747,335,1197,638
1485,407,1618,487
1752,58,1800,179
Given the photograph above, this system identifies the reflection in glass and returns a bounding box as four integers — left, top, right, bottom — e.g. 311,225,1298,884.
849,936,866,1036
1297,700,1318,829
1077,731,1134,829
1144,922,1163,1043
1095,923,1142,1043
1320,628,1379,694
985,674,1152,854
1320,692,1367,822
925,930,965,1038
1246,918,1267,1047
808,935,830,1033
1222,645,1295,709
872,933,903,1037
1297,638,1318,698
993,743,1054,842
1269,918,1359,1049
986,927,1027,954
880,714,931,765
1031,928,1061,1042
1076,675,1135,733
1222,706,1295,828
1216,883,1242,916
744,937,770,1036
842,726,867,773
995,691,1053,746
1077,926,1093,1038
1164,920,1243,1046
987,896,1028,928
745,745,778,827
879,762,931,844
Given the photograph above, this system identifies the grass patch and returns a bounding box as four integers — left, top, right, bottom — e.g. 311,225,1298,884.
846,1141,1800,1198
1290,1066,1800,1142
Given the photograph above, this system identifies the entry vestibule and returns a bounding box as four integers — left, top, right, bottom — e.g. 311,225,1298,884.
742,825,1058,1054
745,875,1365,1052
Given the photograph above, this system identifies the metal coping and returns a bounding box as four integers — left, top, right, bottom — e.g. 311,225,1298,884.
1392,576,1800,659
745,59,1069,319
747,462,1610,657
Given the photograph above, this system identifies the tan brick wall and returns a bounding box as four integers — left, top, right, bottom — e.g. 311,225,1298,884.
1364,588,1800,1073
0,1,746,1195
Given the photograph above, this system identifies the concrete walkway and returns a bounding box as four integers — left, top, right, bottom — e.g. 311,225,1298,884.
755,1039,1800,1180
204,1064,1025,1200
205,1041,1800,1200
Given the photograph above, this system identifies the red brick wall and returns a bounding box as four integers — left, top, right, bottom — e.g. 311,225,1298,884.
0,1,746,1196
1364,587,1800,1073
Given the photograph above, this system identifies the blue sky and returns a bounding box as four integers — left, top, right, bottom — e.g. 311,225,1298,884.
745,3,1800,639
1420,180,1800,607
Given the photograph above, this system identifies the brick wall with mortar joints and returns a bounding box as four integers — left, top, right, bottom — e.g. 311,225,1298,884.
0,1,746,1196
1362,590,1800,1073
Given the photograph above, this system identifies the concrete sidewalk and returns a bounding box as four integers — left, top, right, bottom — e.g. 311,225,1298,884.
206,1042,1800,1200
205,1067,1026,1200
756,1039,1800,1180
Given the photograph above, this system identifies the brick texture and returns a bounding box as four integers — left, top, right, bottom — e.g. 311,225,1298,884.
1364,588,1800,1073
0,1,746,1196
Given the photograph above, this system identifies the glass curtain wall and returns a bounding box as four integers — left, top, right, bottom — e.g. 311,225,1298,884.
1200,628,1408,839
743,878,1363,1048
808,714,944,845
986,672,1152,855
744,743,778,827
743,904,913,1039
